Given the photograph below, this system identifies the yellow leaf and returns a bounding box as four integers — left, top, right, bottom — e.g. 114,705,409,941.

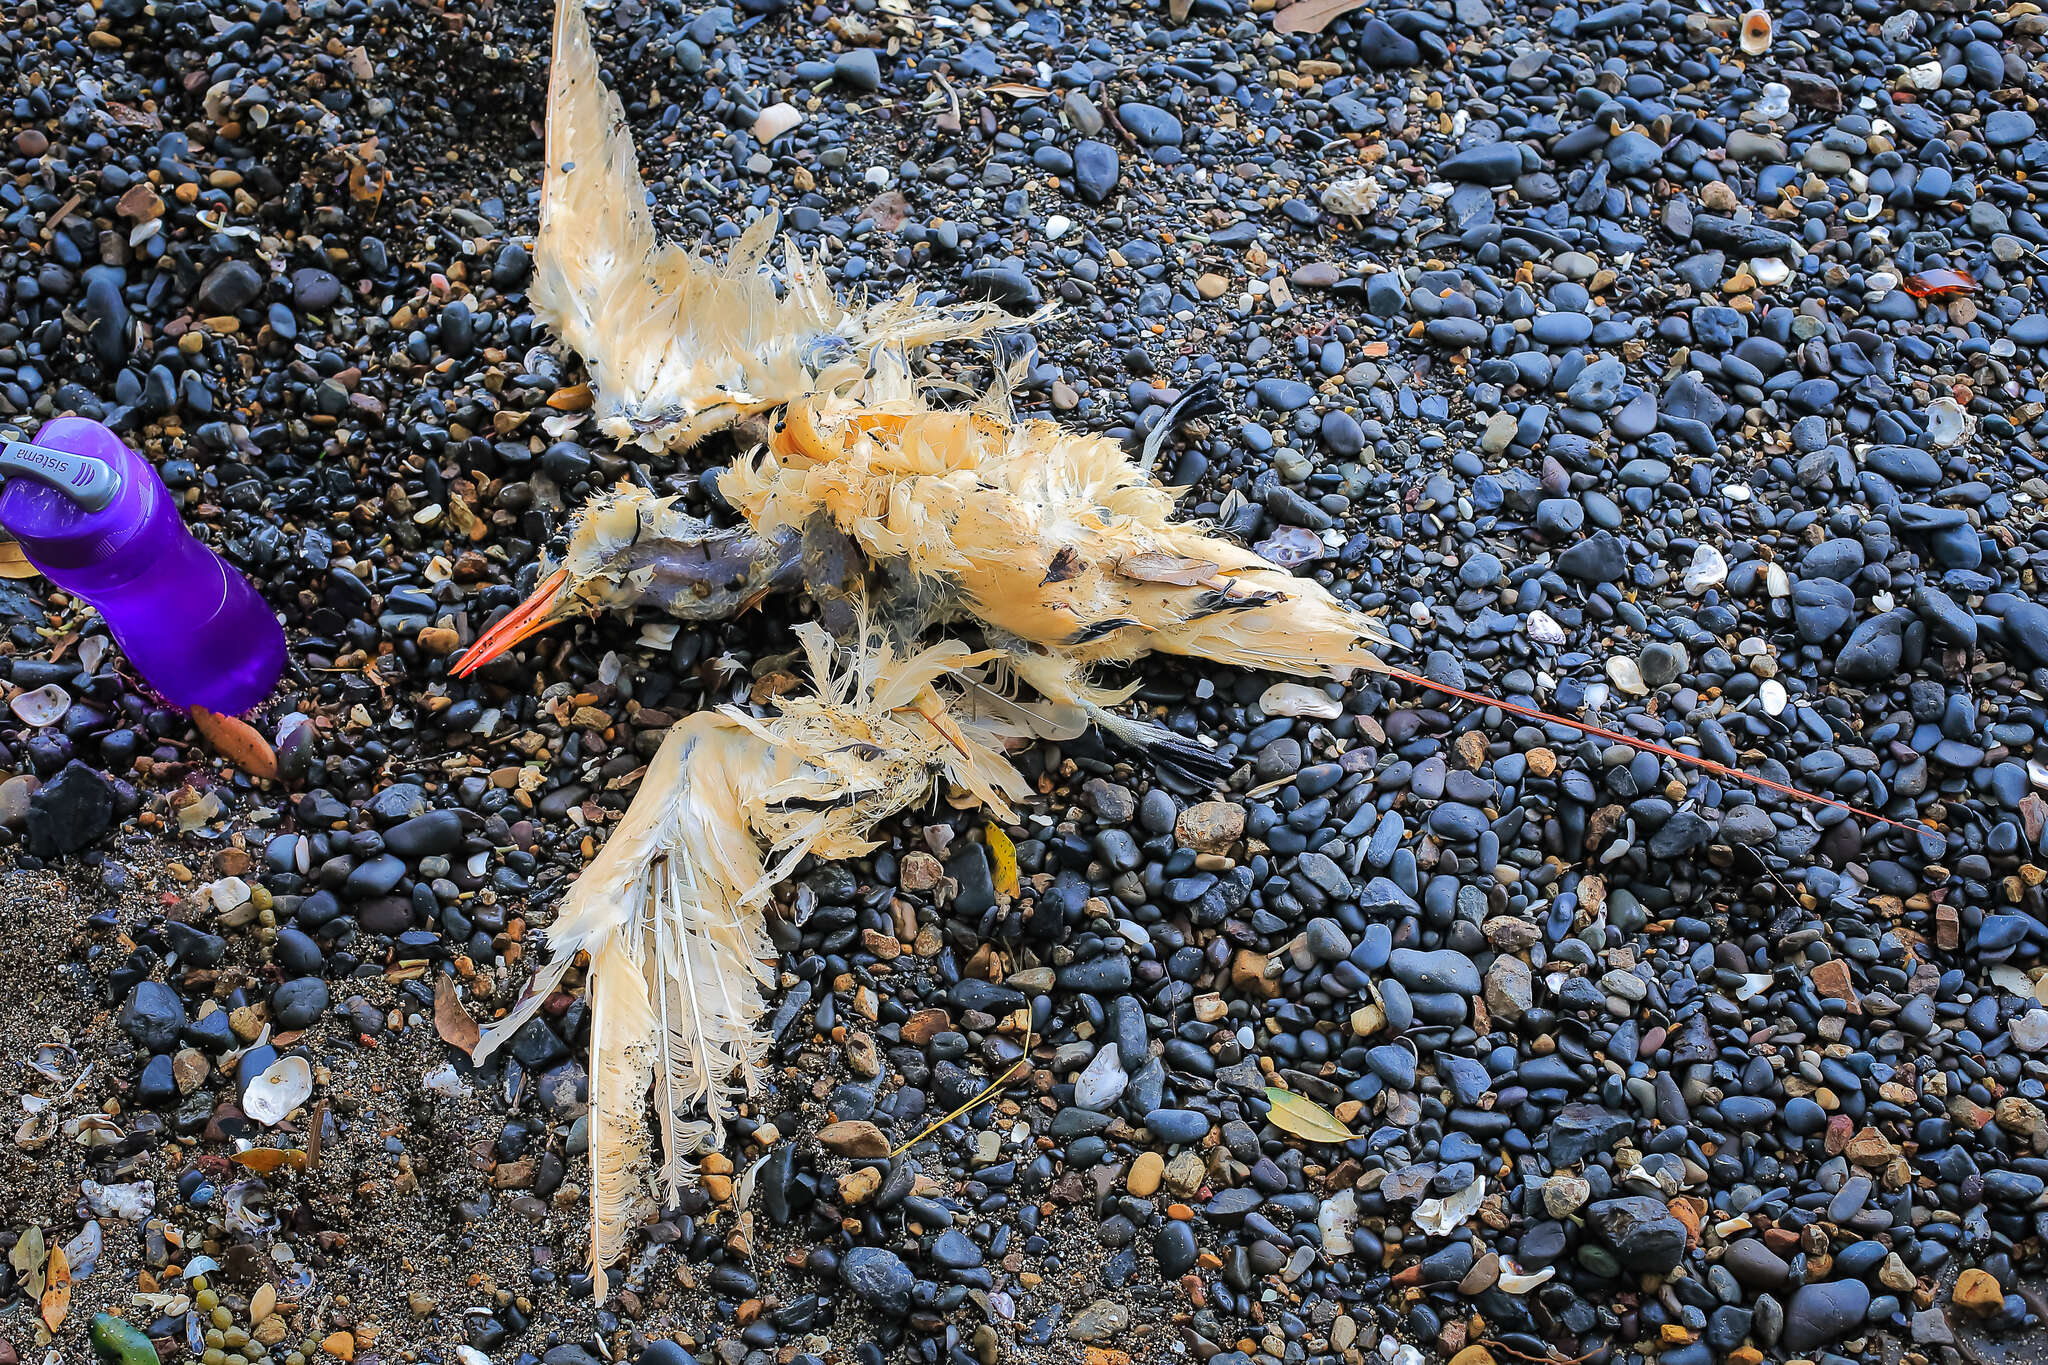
0,543,41,579
986,823,1019,897
1264,1086,1358,1143
41,1243,69,1332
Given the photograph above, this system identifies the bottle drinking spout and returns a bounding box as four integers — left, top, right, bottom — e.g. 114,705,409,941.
0,417,286,715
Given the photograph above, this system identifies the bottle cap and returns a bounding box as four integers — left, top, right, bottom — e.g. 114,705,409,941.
0,417,155,571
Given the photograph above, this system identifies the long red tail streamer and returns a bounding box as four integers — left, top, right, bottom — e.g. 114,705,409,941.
1380,665,1915,832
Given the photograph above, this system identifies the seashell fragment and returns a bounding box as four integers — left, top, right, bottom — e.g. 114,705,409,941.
1926,396,1975,450
1739,8,1771,53
1684,543,1728,594
10,685,69,728
243,1056,313,1127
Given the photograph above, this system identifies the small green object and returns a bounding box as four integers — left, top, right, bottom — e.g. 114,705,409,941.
90,1312,162,1365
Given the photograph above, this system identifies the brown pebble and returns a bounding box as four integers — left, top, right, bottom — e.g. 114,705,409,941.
817,1119,891,1158
14,129,48,157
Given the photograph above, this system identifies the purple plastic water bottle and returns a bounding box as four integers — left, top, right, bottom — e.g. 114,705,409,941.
0,417,285,714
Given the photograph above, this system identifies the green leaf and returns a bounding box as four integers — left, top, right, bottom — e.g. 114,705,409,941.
1263,1087,1357,1143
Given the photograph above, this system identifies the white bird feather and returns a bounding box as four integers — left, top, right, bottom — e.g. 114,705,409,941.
533,0,1020,451
470,610,1028,1300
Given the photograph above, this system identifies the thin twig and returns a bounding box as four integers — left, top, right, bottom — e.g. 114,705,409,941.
889,1024,1033,1158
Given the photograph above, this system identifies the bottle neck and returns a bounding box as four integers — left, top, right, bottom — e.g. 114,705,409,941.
0,438,122,511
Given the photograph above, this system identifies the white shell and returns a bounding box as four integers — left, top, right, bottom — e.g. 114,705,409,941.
1926,396,1975,450
1413,1177,1486,1235
1739,8,1771,54
1752,82,1791,121
79,1178,156,1222
243,1056,313,1127
1526,610,1567,644
1320,172,1382,217
422,1063,473,1099
1497,1262,1556,1294
1319,1187,1359,1255
1607,656,1649,697
1766,563,1791,598
1261,682,1343,720
10,685,69,728
1751,256,1790,286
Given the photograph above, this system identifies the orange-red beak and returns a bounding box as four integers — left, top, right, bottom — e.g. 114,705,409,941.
452,568,572,677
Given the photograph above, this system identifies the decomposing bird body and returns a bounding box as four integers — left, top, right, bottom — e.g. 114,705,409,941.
459,384,1392,778
532,0,1015,451
469,614,1029,1299
725,387,1392,773
464,0,1908,1302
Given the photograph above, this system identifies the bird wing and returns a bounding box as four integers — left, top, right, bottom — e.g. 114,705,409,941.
471,604,1027,1302
534,0,1016,452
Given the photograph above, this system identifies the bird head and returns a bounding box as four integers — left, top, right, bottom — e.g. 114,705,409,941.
452,484,804,677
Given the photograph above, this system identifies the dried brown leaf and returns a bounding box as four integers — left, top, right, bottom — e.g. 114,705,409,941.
435,974,481,1053
105,102,164,131
983,81,1053,99
1273,0,1370,34
862,189,912,232
191,706,280,782
0,543,41,580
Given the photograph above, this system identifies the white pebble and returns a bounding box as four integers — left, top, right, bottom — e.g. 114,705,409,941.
751,102,803,141
1683,543,1727,594
1759,678,1788,716
1260,682,1343,719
